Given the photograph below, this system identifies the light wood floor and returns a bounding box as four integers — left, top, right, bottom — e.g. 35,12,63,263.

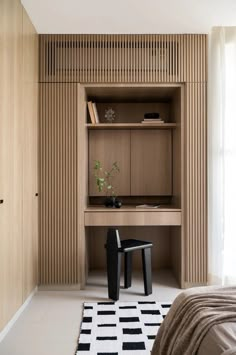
0,270,182,355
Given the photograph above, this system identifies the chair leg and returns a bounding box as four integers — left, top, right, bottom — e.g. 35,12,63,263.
142,248,152,296
124,252,132,288
106,249,121,301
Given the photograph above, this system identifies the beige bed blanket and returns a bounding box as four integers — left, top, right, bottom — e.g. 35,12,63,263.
152,286,236,355
198,322,236,355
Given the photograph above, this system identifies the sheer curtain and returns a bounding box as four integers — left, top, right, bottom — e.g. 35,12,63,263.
208,27,236,285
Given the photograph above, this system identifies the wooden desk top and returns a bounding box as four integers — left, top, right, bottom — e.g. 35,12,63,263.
84,205,182,226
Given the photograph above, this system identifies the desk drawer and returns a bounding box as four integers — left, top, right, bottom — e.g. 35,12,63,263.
84,211,181,226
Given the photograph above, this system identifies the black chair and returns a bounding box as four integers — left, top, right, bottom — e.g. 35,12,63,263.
105,228,153,301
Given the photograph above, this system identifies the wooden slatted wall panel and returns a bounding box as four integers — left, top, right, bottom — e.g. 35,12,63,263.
184,83,207,285
39,34,207,83
39,84,78,284
38,34,207,287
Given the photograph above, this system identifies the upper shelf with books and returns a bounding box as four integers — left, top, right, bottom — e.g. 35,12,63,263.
86,85,182,126
86,123,177,130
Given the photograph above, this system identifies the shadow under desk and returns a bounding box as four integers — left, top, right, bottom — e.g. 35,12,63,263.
84,206,183,288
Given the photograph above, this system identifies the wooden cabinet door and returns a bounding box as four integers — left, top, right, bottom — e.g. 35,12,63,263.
0,0,23,331
89,130,131,196
130,130,172,196
22,8,38,299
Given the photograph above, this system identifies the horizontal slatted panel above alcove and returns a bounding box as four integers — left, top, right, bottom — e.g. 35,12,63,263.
39,34,207,83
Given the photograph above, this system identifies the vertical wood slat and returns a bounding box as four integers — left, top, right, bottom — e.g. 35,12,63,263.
39,84,78,284
184,83,207,284
39,34,207,84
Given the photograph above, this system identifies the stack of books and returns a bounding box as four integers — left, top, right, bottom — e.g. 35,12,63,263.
141,112,164,124
141,118,164,124
136,204,160,208
87,101,100,124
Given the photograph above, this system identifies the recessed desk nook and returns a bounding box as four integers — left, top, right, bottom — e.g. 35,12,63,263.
85,207,182,288
80,84,184,290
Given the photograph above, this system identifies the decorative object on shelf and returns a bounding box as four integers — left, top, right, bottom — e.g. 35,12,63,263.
104,196,116,207
144,112,160,119
94,160,122,208
104,107,116,123
104,196,122,208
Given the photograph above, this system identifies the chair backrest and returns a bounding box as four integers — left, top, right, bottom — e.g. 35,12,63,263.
106,228,121,250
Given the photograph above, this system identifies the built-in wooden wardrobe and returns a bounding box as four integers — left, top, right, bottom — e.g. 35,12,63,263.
39,35,207,289
0,0,38,331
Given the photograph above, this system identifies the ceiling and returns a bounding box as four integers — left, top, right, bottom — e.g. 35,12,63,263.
21,0,236,34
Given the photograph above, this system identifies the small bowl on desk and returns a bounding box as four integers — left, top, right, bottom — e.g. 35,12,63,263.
114,198,122,208
104,197,122,208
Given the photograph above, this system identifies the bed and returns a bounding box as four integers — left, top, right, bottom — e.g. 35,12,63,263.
151,286,236,355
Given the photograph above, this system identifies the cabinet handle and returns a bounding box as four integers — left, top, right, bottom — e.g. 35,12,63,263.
0,199,4,204
35,193,38,197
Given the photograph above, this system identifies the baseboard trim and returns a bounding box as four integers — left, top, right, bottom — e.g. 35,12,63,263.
0,287,37,343
38,284,81,291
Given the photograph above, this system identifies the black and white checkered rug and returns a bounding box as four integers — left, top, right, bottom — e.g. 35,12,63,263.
76,301,171,354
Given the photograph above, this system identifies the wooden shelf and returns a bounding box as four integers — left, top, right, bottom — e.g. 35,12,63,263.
86,123,177,130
